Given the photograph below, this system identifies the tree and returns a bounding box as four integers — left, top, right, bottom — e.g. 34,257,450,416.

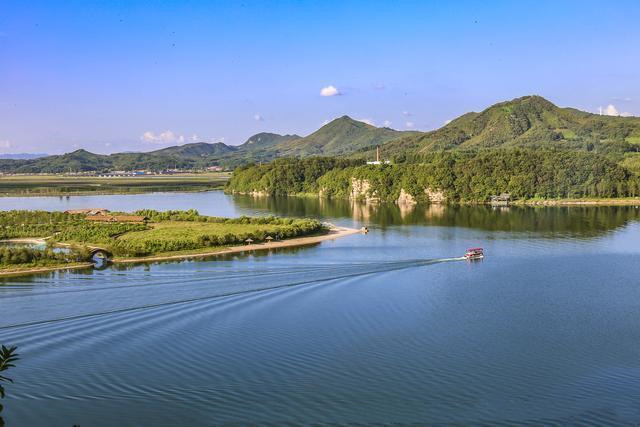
0,345,19,427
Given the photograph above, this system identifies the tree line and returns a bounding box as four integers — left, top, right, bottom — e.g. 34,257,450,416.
226,149,639,202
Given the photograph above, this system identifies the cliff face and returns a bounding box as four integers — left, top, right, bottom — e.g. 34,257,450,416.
397,188,416,205
396,187,447,205
350,178,380,203
424,188,446,203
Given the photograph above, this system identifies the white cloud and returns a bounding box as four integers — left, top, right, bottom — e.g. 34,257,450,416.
402,111,411,117
320,85,340,97
383,120,392,127
0,140,11,149
191,134,199,142
357,118,375,126
140,130,185,144
104,142,112,147
253,114,264,121
600,104,633,117
405,121,415,129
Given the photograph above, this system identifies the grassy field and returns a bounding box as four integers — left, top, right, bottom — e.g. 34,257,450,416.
0,173,230,196
111,220,325,257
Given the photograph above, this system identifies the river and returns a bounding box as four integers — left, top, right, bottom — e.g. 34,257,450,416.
1,191,640,425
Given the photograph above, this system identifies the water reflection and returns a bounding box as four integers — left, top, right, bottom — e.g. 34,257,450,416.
232,194,640,237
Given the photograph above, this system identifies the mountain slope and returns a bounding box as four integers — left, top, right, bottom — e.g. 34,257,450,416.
151,142,236,157
237,133,301,152
379,95,640,158
277,116,414,157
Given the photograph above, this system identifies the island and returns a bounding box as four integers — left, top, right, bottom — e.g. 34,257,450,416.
0,209,360,277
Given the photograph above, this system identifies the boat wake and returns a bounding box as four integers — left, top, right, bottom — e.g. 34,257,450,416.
0,257,466,330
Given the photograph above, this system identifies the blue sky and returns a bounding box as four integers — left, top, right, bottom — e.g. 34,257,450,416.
1,0,639,154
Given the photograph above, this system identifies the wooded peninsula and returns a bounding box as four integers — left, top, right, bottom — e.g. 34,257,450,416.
0,210,334,276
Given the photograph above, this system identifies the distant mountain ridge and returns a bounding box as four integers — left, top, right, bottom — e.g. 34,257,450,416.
0,116,410,173
2,97,640,174
0,153,49,160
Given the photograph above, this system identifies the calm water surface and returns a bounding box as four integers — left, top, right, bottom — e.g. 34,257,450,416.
1,191,640,425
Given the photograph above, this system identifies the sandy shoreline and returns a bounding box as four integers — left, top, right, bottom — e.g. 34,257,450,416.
113,225,362,264
0,225,362,277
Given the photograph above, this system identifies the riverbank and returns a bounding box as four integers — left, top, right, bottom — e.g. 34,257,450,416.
113,225,361,264
0,173,229,197
516,198,640,206
0,262,94,278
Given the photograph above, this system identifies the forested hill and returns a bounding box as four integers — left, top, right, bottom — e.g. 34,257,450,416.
374,95,640,161
226,150,639,202
273,116,414,157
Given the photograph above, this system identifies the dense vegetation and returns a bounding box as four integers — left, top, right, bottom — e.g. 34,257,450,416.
0,210,326,264
0,246,91,268
102,210,326,257
0,211,83,239
227,157,365,196
227,150,638,202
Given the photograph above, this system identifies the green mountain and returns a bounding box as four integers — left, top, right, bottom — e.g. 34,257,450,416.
277,116,413,157
378,95,640,158
151,142,236,157
237,133,301,152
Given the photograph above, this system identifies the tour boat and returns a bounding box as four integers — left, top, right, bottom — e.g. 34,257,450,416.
465,247,484,260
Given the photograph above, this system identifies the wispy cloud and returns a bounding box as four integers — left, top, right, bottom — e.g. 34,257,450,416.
402,111,411,117
383,120,392,127
253,114,264,121
140,130,185,144
405,121,415,129
320,85,341,97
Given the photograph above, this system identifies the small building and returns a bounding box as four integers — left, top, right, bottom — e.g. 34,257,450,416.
490,193,511,206
66,208,110,216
